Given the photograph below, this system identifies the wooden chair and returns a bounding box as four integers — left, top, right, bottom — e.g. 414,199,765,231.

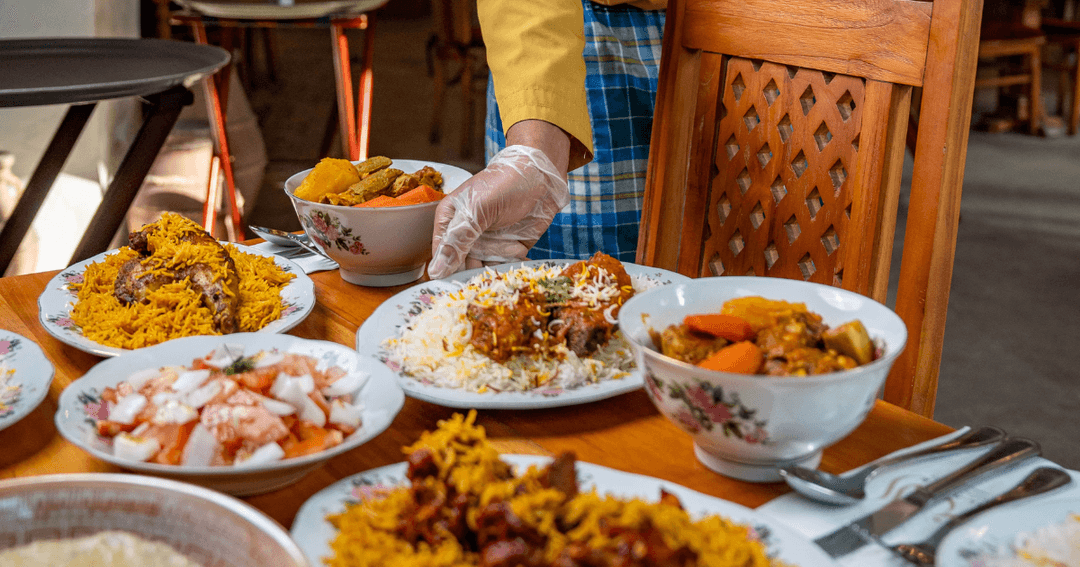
428,0,487,158
975,0,1047,135
1041,15,1080,135
637,0,984,418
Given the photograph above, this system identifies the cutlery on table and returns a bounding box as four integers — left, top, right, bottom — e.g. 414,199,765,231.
780,425,1006,506
248,225,331,260
890,466,1072,566
813,437,1041,558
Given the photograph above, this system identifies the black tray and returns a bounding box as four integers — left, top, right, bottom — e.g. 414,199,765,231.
0,38,230,108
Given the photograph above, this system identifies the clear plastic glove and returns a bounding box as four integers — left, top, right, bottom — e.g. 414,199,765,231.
428,145,570,279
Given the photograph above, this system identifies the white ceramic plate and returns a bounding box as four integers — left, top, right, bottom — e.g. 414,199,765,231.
38,243,315,358
291,454,839,567
936,496,1080,566
55,333,405,496
0,330,54,432
354,260,692,409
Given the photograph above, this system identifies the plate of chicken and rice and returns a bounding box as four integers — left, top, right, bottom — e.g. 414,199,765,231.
355,252,692,409
38,213,315,358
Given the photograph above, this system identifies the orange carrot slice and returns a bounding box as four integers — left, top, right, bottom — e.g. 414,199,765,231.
684,314,755,342
697,341,764,374
353,195,398,208
352,185,444,208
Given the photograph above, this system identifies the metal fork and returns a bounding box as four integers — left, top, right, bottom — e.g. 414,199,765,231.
890,466,1072,565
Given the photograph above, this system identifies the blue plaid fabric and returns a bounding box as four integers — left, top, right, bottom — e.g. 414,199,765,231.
485,2,665,262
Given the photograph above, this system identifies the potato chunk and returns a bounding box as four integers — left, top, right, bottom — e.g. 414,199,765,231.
293,158,361,203
821,320,874,365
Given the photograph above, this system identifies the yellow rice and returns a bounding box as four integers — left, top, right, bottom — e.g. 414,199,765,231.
326,412,780,567
69,214,295,349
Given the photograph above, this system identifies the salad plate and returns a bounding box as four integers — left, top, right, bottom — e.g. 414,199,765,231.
292,454,838,567
354,259,691,409
55,333,405,496
0,330,54,432
38,243,315,357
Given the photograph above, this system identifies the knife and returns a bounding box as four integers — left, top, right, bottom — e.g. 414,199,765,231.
813,437,1041,558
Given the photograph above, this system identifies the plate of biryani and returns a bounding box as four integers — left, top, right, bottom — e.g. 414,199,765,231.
354,253,692,409
38,213,315,357
0,330,54,432
936,495,1080,567
292,411,836,567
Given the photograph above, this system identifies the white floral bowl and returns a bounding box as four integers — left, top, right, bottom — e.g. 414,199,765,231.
284,159,472,287
0,473,309,566
617,276,907,483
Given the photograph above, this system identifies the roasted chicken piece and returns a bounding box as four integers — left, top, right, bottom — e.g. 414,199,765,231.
467,288,551,363
551,252,634,358
115,216,240,334
388,165,444,197
651,324,729,365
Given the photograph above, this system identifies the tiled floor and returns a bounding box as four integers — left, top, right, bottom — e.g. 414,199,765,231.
244,13,1080,468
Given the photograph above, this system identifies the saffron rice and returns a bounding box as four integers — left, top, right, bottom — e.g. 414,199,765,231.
326,412,782,567
69,216,295,350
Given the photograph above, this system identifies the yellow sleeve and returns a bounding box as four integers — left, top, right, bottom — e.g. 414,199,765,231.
478,0,594,171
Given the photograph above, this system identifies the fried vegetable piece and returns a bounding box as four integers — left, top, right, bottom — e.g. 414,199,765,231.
345,167,403,203
822,320,874,365
292,158,361,203
354,155,392,178
698,340,764,374
721,296,810,331
684,313,754,342
353,185,444,208
388,165,444,197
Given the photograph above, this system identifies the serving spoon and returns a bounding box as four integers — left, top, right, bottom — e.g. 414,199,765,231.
890,466,1072,566
779,425,1005,506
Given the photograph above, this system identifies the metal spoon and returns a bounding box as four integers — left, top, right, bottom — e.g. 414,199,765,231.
890,466,1072,566
249,225,331,260
779,425,1006,506
248,225,312,247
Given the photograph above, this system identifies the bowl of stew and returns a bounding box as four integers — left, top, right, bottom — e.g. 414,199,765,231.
284,157,472,287
617,276,907,483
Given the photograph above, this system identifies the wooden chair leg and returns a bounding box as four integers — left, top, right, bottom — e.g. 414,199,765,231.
1030,45,1044,135
460,49,475,158
330,23,358,161
430,44,447,145
192,21,245,240
1071,46,1080,135
356,14,375,162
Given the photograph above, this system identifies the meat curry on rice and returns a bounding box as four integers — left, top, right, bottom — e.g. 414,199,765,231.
466,252,634,363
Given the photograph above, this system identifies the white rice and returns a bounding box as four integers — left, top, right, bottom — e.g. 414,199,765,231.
979,513,1080,566
382,263,660,393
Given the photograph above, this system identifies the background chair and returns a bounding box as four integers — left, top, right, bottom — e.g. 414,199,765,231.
427,0,487,159
1041,5,1080,135
637,0,984,418
975,0,1047,135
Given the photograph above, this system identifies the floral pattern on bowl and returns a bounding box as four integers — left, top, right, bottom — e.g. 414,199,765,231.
302,210,369,256
645,371,770,445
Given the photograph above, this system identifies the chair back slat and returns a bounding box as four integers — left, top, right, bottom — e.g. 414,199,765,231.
682,0,934,85
639,0,984,417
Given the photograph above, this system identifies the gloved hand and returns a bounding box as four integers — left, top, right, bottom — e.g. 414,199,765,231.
428,145,570,279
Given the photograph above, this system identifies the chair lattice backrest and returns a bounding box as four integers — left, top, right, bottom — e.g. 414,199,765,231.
638,0,984,417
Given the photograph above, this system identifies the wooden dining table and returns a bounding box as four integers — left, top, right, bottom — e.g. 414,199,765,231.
0,261,953,532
